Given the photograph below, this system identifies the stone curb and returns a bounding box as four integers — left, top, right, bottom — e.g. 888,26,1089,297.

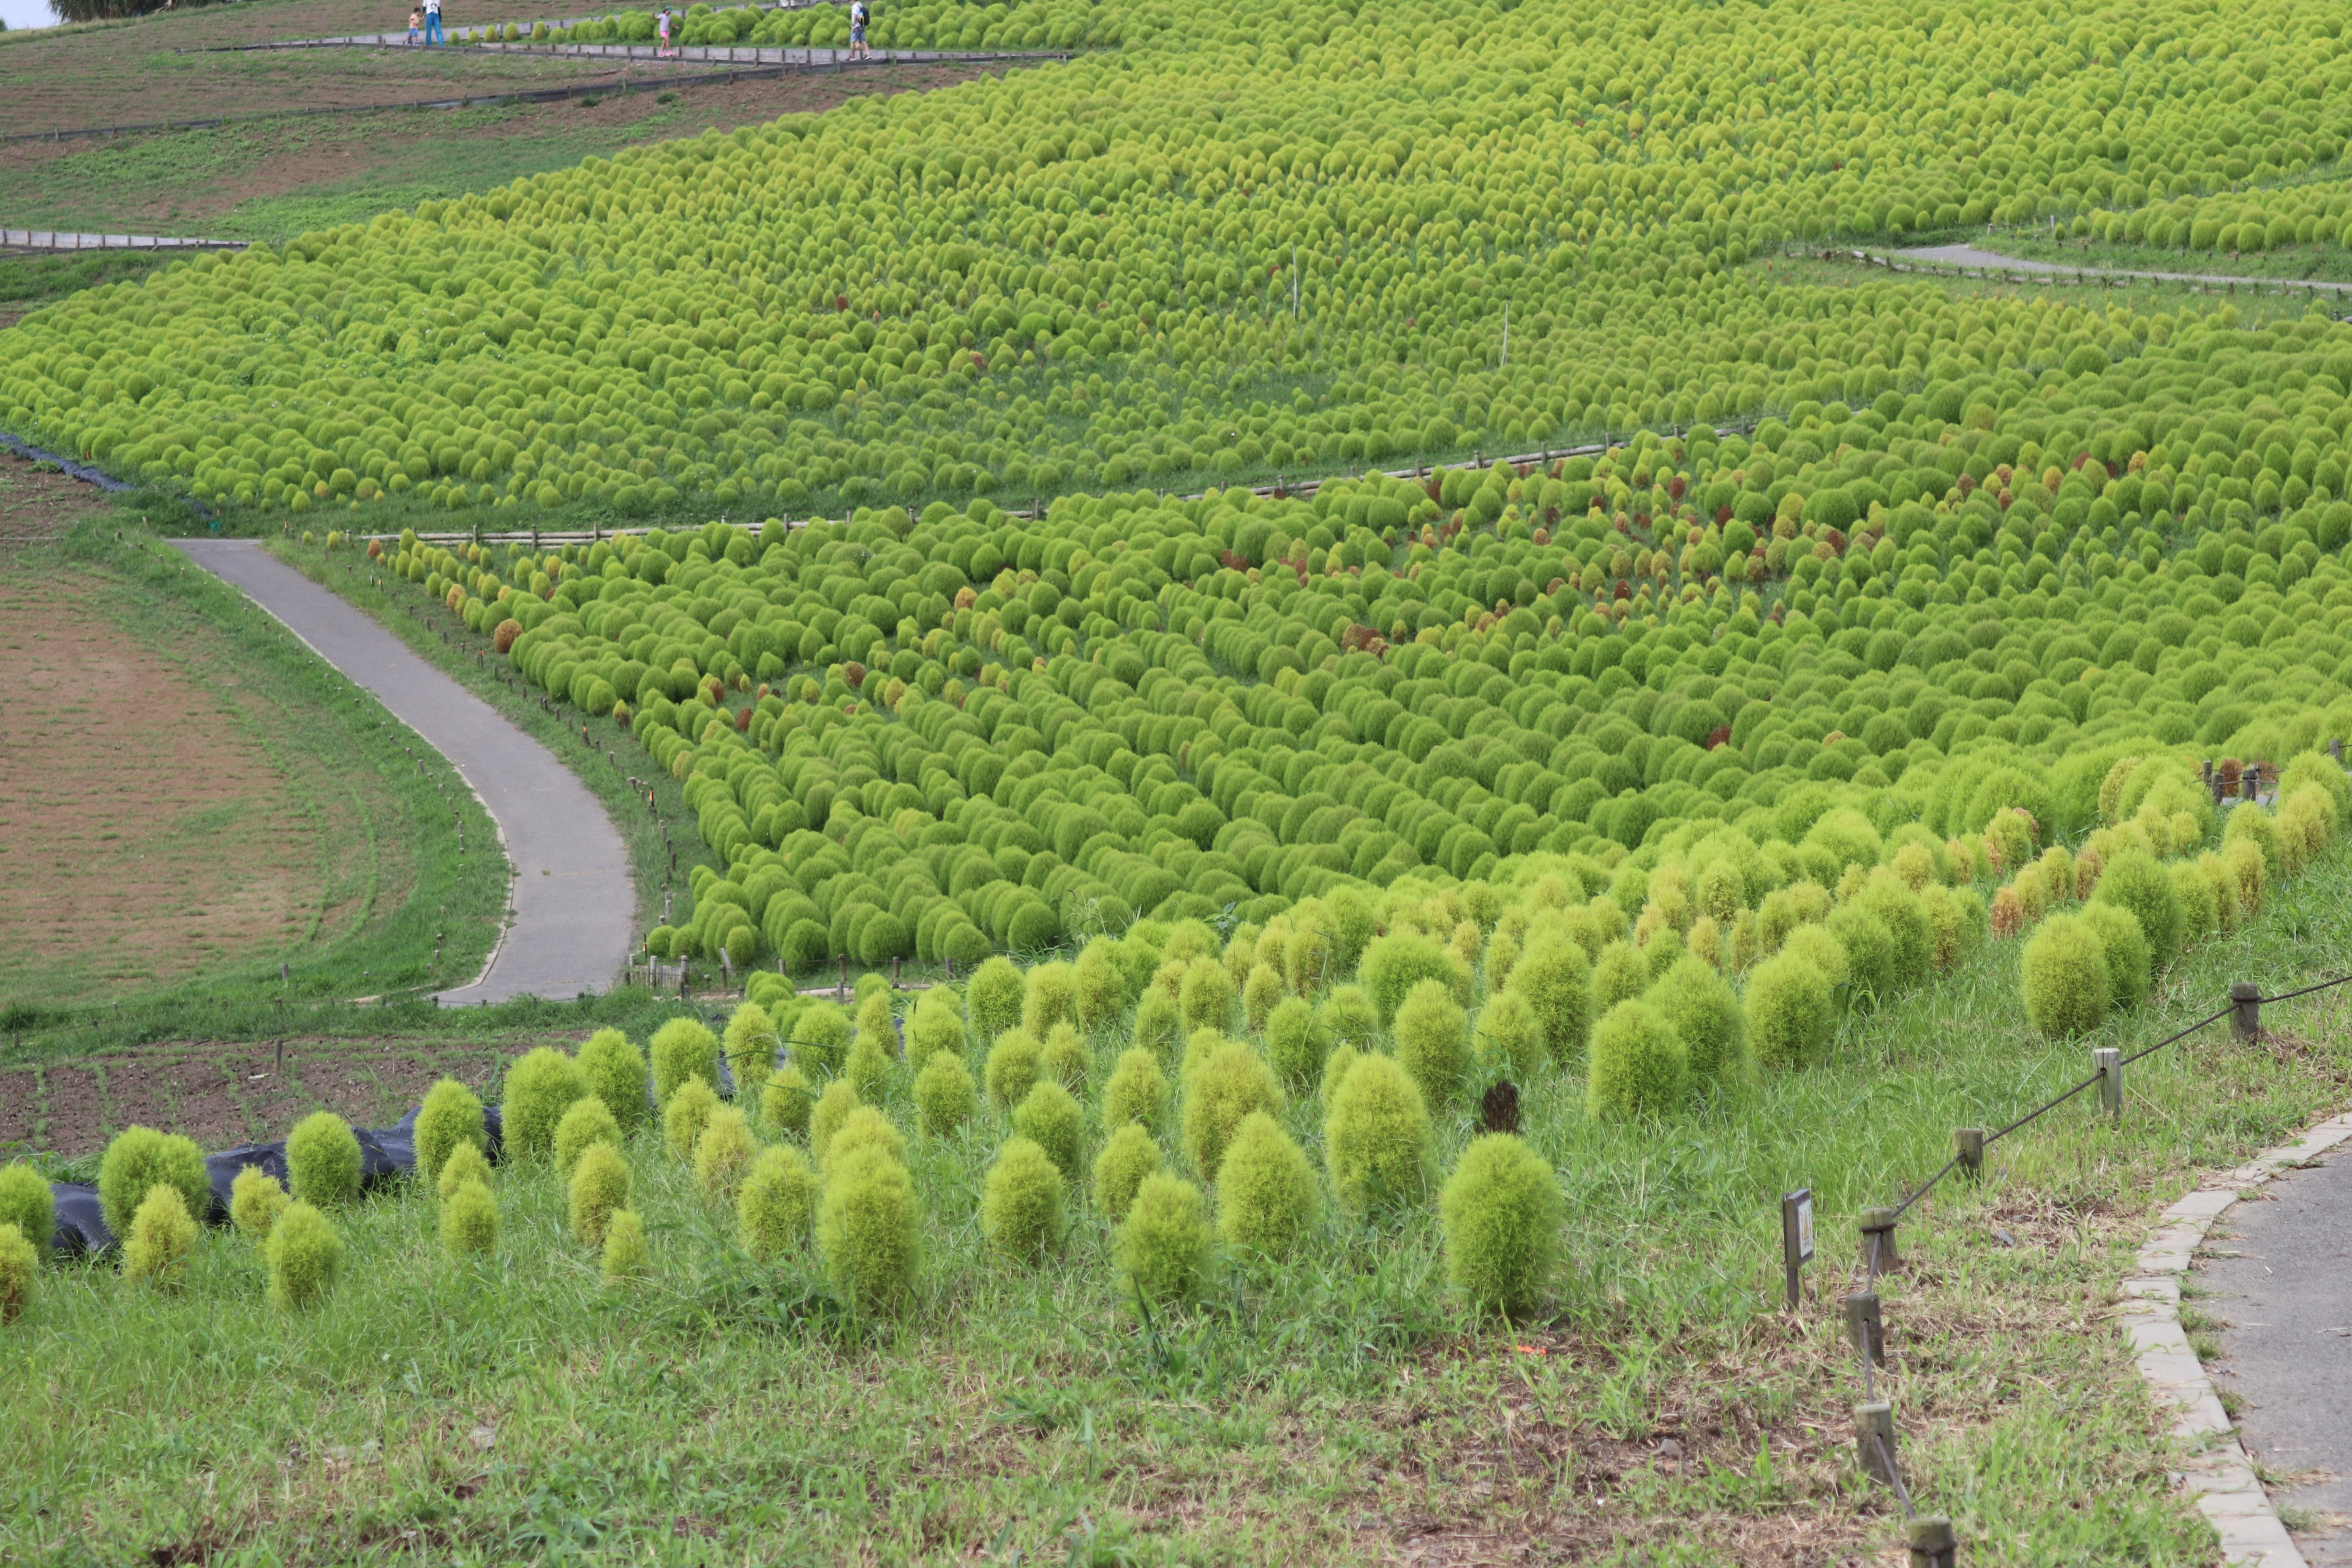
2121,1110,2352,1566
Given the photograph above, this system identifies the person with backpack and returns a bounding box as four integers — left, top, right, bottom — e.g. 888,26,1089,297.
848,0,869,59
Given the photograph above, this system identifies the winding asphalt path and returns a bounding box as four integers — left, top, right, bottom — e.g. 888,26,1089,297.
2203,1150,2352,1564
173,539,633,1005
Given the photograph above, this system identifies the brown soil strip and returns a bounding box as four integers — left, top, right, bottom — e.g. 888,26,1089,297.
0,449,110,540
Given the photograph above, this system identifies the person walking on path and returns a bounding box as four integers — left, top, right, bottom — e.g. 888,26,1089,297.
848,0,869,58
406,6,422,44
422,0,443,45
656,5,674,56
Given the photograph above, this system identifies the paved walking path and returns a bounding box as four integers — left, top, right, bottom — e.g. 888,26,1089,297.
1,229,243,253
2201,1142,2352,1565
173,538,633,1006
203,34,1042,67
1868,241,2352,295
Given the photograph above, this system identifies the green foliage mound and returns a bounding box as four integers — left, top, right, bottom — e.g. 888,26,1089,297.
503,1047,588,1164
1323,1053,1431,1213
1115,1172,1212,1308
1392,978,1469,1106
739,1145,820,1261
2023,914,2111,1039
1011,1080,1085,1180
0,1224,34,1325
1439,1135,1561,1319
817,1147,920,1314
1585,1000,1689,1121
569,1142,632,1247
98,1127,209,1240
123,1185,198,1289
229,1168,287,1244
649,1017,721,1106
0,1164,53,1262
414,1078,488,1187
440,1178,499,1259
981,1137,1066,1261
266,1202,342,1312
914,1051,978,1136
286,1112,363,1209
1213,1112,1319,1259
1093,1122,1163,1224
575,1029,649,1134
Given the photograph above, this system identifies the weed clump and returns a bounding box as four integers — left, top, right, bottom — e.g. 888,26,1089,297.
663,1077,721,1163
1439,1134,1561,1318
817,1146,919,1314
1180,1040,1283,1180
439,1177,498,1259
1092,1122,1163,1224
123,1185,198,1289
2022,913,2109,1039
502,1046,587,1163
601,1208,650,1285
913,1051,977,1136
981,1137,1066,1261
98,1126,209,1239
574,1028,648,1134
738,1145,818,1261
228,1167,288,1243
1586,1000,1689,1120
1392,978,1469,1106
413,1077,488,1186
1322,1053,1431,1212
265,1202,342,1312
552,1096,622,1180
1115,1172,1212,1307
693,1107,758,1205
1102,1047,1167,1132
0,1223,34,1324
569,1141,631,1247
0,1164,53,1261
1214,1112,1318,1259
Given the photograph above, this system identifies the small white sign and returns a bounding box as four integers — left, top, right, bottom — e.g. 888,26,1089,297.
1794,1193,1815,1262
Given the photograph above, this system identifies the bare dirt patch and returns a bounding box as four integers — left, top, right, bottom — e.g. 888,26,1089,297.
0,567,334,1003
0,1031,565,1157
0,449,111,540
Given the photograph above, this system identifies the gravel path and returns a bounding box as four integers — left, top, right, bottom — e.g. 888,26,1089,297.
173,538,633,1006
1881,242,2352,294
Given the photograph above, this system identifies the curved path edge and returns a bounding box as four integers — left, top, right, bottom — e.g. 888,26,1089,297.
173,538,633,1005
2117,1108,2352,1567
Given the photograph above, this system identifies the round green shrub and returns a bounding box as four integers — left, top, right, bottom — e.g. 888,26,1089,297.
967,956,1027,1044
1041,1022,1089,1091
1392,978,1470,1106
791,1000,851,1077
1824,904,1896,1005
649,1017,721,1105
552,1096,621,1180
1322,1052,1431,1212
265,1200,341,1312
413,1077,488,1188
97,1126,209,1240
1012,1079,1085,1180
1316,982,1380,1049
664,1077,722,1163
2022,913,2109,1039
1359,932,1455,1025
0,1163,54,1261
981,1136,1066,1261
1178,956,1235,1035
761,1064,815,1139
1242,963,1286,1033
984,1027,1044,1110
1585,1000,1689,1120
123,1184,198,1289
228,1167,287,1244
601,1207,650,1285
809,1077,860,1167
286,1112,362,1210
823,1105,906,1176
1073,938,1131,1033
817,1145,920,1314
2171,861,2219,947
1589,941,1648,1014
1180,1040,1283,1180
502,1046,588,1163
696,1104,759,1205
2225,804,2284,885
1471,990,1545,1081
1133,987,1183,1057
1213,1111,1318,1259
1319,1042,1360,1104
568,1140,631,1246
907,993,967,1067
1103,1046,1167,1131
2092,847,2184,970
914,1051,978,1136
1022,960,1079,1037
437,1142,492,1202
575,1028,649,1134
0,1223,34,1325
1746,952,1835,1071
1093,1121,1163,1223
2077,902,2151,1010
1114,1172,1212,1308
1439,1133,1561,1319
845,1028,896,1104
1264,995,1329,1087
738,1144,819,1261
1645,956,1747,1082
1858,874,1934,990
439,1177,498,1259
722,1002,780,1103
1781,922,1850,987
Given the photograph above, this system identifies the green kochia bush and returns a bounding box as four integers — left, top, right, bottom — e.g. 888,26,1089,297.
440,1178,498,1259
817,1146,920,1313
984,1027,1044,1110
1264,995,1328,1087
1133,987,1183,1058
99,1127,210,1240
229,1168,287,1243
738,1145,819,1259
0,1223,33,1324
1011,1080,1085,1180
809,1078,859,1165
1745,952,1834,1071
123,1185,198,1289
914,1052,977,1135
1073,938,1130,1034
981,1137,1066,1261
968,956,1026,1044
554,1097,622,1180
601,1208,650,1284
722,1003,780,1102
2092,848,2183,970
1585,1000,1688,1120
286,1112,363,1209
665,1077,723,1163
1093,1122,1163,1223
1471,990,1544,1081
695,1107,758,1204
1115,1172,1212,1307
1214,1111,1318,1259
2078,901,2152,1010
2023,913,2109,1038
1440,1134,1561,1319
570,1142,631,1246
575,1028,648,1133
1103,1047,1167,1131
762,1064,815,1139
791,1001,851,1078
437,1142,492,1201
1322,1052,1431,1212
1646,956,1747,1083
502,1047,588,1163
1392,978,1469,1106
649,1017,722,1104
1180,1041,1282,1179
414,1078,488,1187
0,1164,53,1260
1359,932,1456,1025
265,1202,342,1311
822,1105,906,1177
